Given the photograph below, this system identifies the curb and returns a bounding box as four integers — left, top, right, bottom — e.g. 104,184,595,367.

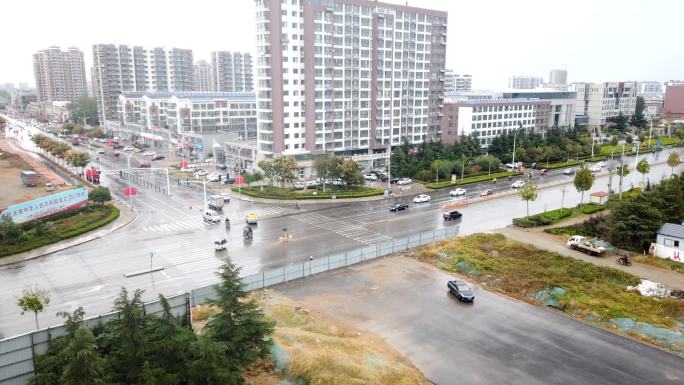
0,200,138,266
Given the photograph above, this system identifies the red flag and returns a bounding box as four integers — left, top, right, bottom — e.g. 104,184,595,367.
124,187,137,196
235,176,245,185
179,161,188,168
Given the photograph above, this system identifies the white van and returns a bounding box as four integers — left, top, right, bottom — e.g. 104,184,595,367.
45,183,55,192
202,209,222,224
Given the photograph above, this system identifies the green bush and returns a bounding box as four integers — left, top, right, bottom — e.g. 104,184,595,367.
544,160,582,170
580,203,606,214
425,171,521,189
414,169,435,182
512,208,573,228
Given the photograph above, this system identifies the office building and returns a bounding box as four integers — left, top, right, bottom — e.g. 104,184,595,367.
10,91,38,112
92,44,194,123
110,91,256,158
548,69,567,85
642,95,663,118
211,51,253,92
508,76,543,89
193,60,213,92
33,46,87,103
573,81,638,126
440,98,550,146
664,84,684,121
638,81,663,95
445,69,472,92
254,0,447,159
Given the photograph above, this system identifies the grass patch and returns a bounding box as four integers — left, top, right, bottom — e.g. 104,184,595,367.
601,145,662,156
543,159,582,170
416,233,684,330
646,137,680,146
0,204,120,258
233,185,384,200
259,294,428,385
631,255,684,275
424,171,521,189
608,188,642,202
512,208,576,228
579,202,606,214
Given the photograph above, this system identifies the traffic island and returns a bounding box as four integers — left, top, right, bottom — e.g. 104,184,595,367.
232,185,384,200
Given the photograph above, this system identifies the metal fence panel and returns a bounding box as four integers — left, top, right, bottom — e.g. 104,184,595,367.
327,253,347,270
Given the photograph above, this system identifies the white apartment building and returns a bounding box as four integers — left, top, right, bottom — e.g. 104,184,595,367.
573,82,638,126
637,81,663,95
92,44,194,123
33,46,87,103
254,0,447,159
548,69,567,85
441,98,550,146
193,60,213,92
112,92,256,158
211,51,254,92
508,76,543,89
445,69,472,92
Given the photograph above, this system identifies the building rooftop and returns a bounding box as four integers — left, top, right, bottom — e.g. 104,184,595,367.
120,91,255,102
658,223,684,239
445,97,546,105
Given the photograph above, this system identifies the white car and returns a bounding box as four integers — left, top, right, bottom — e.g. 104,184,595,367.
123,146,135,152
143,151,156,156
364,173,378,181
305,180,319,187
207,172,222,182
413,194,431,203
596,161,606,168
589,165,601,173
397,177,412,185
511,180,526,189
450,188,466,197
195,170,209,177
563,168,576,175
97,149,105,155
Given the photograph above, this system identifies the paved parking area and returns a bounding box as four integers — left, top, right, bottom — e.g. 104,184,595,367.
275,256,684,385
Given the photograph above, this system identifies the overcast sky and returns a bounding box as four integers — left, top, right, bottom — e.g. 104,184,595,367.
2,0,682,89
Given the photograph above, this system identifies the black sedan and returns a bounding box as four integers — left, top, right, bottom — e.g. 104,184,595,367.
447,280,475,302
389,202,409,212
151,155,165,160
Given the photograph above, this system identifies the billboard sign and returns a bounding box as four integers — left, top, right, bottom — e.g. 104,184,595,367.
0,187,88,224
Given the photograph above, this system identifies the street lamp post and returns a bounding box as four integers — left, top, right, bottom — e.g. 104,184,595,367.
512,129,518,165
202,176,208,210
126,152,134,211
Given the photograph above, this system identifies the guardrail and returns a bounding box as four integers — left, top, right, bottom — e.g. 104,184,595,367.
0,226,459,385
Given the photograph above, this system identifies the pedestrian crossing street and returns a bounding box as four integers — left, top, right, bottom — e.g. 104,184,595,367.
293,212,393,245
141,206,287,232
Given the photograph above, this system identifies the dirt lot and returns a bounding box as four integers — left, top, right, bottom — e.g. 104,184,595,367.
0,150,52,208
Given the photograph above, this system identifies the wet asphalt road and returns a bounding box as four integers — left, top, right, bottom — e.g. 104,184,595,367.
1,115,683,340
275,256,684,385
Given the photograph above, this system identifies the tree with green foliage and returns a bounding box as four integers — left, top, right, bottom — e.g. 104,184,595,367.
0,214,24,245
337,158,364,188
475,155,501,176
272,156,298,187
314,155,342,191
519,181,538,218
205,258,275,368
609,136,619,146
186,336,242,385
625,135,633,145
606,195,665,251
630,97,648,129
66,151,90,173
636,159,650,184
57,308,106,385
257,159,276,186
67,95,99,126
613,112,629,132
105,288,149,384
17,287,51,329
667,152,681,176
573,166,594,207
89,186,112,204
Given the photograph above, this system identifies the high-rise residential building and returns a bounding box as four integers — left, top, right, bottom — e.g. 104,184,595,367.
193,60,213,92
637,81,663,95
210,51,253,92
444,69,472,92
254,0,447,158
508,76,543,89
548,69,567,85
92,44,194,123
664,84,684,121
573,81,638,126
33,46,87,103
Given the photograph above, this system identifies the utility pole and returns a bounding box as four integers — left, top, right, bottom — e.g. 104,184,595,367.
631,142,640,188
387,144,391,191
618,145,625,200
511,129,518,165
560,184,566,211
648,120,653,148
607,149,614,197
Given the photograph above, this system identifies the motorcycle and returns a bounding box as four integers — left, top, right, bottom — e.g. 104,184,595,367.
243,226,253,241
225,218,230,229
294,203,301,210
616,255,632,266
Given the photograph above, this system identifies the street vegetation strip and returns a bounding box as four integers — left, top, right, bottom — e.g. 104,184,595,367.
0,204,119,258
543,159,583,170
631,255,684,275
414,233,684,353
424,171,521,189
233,185,384,200
512,204,606,228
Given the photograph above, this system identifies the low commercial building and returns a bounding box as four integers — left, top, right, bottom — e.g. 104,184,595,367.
440,98,550,147
664,84,684,121
573,81,638,126
109,91,257,159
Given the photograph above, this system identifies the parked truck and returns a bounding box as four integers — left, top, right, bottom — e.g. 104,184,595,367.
207,195,225,211
20,170,39,187
567,235,606,256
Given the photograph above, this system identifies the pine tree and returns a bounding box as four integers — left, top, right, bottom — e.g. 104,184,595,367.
205,258,275,367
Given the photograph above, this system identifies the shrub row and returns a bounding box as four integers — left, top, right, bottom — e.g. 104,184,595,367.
580,203,607,214
233,186,384,200
425,171,522,189
512,208,574,228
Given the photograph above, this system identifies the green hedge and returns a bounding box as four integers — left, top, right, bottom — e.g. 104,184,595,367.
233,186,384,200
425,171,522,189
579,203,606,214
512,208,574,228
543,160,583,170
0,204,120,258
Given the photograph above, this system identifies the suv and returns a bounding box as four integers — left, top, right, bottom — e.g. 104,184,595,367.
447,280,475,302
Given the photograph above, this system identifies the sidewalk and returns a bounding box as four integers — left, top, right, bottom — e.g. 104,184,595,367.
0,200,137,266
497,224,684,291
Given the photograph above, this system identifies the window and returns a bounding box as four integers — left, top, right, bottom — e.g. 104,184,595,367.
664,238,680,247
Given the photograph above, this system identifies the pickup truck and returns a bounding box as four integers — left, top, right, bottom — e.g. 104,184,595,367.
567,235,606,256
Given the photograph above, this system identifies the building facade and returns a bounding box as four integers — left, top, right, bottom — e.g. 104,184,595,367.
440,98,550,146
573,82,638,126
508,76,543,89
638,81,663,95
92,44,195,123
33,46,87,103
210,51,254,92
548,69,567,85
444,69,472,92
664,84,684,121
501,90,576,128
254,0,447,158
193,60,213,92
